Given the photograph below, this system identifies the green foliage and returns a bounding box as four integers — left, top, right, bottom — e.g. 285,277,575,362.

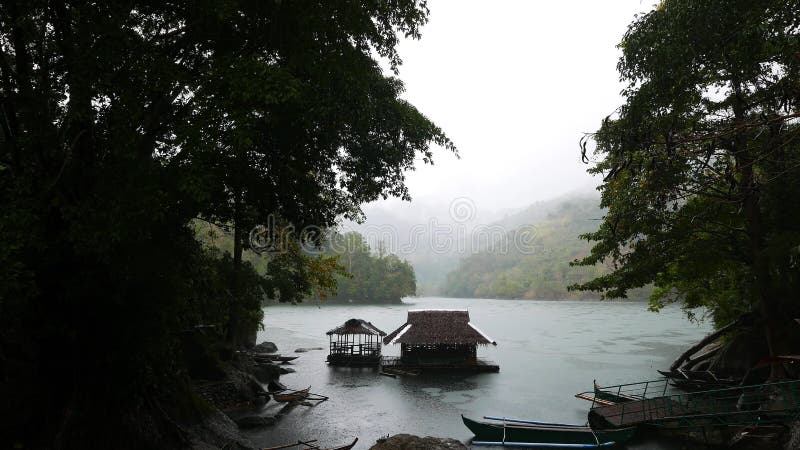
0,1,450,447
316,231,417,304
443,198,651,300
571,0,800,328
195,220,345,303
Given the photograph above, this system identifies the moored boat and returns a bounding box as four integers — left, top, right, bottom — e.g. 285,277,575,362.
328,437,358,450
262,438,357,450
593,380,636,404
272,386,310,402
462,415,636,448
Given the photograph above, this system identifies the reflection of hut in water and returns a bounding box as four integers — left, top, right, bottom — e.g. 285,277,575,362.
382,310,498,373
326,319,386,366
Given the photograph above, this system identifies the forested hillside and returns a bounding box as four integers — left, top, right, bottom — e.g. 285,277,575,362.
314,232,416,304
443,197,651,300
196,224,415,304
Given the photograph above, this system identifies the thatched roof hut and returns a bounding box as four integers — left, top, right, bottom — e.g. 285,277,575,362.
327,318,386,337
383,309,496,346
326,318,385,366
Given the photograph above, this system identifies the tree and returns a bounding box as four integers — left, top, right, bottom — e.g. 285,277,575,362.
318,231,417,303
0,1,452,447
571,0,800,377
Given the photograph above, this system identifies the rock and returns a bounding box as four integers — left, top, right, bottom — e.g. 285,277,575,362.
185,407,257,449
195,364,268,410
268,380,287,392
253,363,282,383
294,347,323,353
234,415,276,429
254,341,278,353
369,434,467,450
279,367,296,374
785,421,800,450
244,329,258,349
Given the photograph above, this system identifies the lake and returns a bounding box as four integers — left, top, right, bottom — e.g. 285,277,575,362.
245,297,712,449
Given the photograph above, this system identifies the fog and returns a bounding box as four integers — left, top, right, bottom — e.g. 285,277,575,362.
364,0,654,220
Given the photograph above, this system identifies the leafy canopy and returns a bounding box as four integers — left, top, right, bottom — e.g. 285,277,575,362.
571,0,800,328
0,0,452,447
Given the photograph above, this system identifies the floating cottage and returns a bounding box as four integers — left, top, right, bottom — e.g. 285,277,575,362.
326,318,386,366
382,309,499,373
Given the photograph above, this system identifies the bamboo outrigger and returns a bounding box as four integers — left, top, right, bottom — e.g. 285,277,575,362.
462,415,636,448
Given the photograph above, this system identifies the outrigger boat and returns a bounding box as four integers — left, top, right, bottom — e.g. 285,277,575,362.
327,437,358,450
252,353,300,363
592,380,637,404
263,437,357,450
574,381,635,406
462,415,636,448
272,386,310,402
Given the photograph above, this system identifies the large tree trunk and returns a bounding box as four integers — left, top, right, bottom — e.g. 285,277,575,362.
731,79,784,380
227,187,243,345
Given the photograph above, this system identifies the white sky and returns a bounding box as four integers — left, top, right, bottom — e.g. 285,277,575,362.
368,0,655,216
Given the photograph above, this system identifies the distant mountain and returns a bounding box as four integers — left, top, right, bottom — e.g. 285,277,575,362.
340,198,516,295
442,196,652,300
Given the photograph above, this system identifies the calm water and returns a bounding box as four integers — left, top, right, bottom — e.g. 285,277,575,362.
243,297,711,449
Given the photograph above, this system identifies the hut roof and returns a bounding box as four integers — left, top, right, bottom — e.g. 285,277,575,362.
326,318,386,336
382,309,496,346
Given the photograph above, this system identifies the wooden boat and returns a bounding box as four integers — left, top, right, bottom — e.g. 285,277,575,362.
273,355,299,363
263,439,317,450
272,386,310,402
593,380,636,404
253,354,299,363
327,437,358,450
264,438,357,450
462,415,636,448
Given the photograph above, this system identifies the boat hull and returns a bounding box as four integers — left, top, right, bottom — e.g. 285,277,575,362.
594,383,635,404
462,416,636,446
272,387,310,402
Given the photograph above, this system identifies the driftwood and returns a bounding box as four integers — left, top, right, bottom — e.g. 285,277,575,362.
670,312,756,372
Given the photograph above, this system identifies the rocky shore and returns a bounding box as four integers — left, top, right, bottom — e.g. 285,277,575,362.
368,434,467,450
184,339,471,450
186,340,286,449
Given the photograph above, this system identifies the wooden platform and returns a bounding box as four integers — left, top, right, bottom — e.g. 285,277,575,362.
586,378,800,430
589,397,700,427
381,357,499,373
327,354,381,367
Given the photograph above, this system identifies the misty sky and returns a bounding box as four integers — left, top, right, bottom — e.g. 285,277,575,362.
366,1,654,218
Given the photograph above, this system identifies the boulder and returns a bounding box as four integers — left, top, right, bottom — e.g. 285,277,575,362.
254,341,278,353
253,362,282,383
185,407,257,449
785,421,800,450
369,434,467,450
268,381,287,392
234,415,276,429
